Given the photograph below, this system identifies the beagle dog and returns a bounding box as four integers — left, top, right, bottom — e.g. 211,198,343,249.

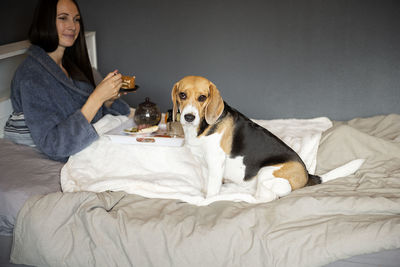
172,76,321,200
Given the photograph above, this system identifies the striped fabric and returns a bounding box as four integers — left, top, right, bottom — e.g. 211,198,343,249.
4,112,36,147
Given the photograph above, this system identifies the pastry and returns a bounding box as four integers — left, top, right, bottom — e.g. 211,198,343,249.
121,75,136,89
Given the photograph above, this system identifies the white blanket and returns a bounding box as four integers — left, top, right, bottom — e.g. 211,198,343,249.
61,115,359,206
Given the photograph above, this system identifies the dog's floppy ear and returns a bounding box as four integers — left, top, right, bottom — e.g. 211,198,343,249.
171,82,179,122
205,82,224,125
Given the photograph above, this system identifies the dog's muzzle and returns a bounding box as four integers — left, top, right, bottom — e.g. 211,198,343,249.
184,114,195,122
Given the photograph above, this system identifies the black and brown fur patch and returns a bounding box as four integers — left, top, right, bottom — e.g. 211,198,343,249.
273,161,308,190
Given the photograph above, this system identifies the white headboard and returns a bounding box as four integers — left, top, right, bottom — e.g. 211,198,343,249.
0,31,97,138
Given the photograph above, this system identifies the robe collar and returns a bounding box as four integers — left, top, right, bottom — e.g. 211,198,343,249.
28,45,92,96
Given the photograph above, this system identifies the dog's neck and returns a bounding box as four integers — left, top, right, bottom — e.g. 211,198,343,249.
197,118,209,136
182,124,201,146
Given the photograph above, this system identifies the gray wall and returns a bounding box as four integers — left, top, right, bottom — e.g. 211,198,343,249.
1,0,399,120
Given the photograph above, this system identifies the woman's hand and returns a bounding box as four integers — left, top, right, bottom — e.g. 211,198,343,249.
92,70,122,103
81,70,122,122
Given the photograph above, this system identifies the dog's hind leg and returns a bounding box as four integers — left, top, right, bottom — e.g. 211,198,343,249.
255,165,292,202
272,161,308,190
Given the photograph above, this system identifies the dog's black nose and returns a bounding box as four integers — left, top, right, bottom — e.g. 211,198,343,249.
184,114,195,122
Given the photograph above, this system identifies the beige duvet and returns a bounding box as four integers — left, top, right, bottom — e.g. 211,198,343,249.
11,114,400,267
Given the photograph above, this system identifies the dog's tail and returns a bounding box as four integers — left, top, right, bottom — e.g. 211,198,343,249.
306,174,322,186
320,159,365,183
307,159,366,187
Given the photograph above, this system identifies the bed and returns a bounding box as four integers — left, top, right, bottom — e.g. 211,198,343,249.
1,33,400,267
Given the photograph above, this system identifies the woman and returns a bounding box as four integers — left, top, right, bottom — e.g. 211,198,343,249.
4,0,133,162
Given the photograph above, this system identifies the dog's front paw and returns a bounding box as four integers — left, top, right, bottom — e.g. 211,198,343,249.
206,189,219,199
205,176,223,198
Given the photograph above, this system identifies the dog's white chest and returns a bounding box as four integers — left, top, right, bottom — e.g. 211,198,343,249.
183,125,246,184
184,127,224,161
224,156,246,183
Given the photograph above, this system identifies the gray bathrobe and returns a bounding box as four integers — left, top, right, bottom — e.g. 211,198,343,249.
7,45,130,162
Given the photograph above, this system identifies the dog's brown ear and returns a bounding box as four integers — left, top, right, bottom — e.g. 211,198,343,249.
205,82,224,125
171,82,179,121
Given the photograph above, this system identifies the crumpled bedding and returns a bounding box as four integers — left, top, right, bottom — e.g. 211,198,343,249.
0,139,62,236
61,116,352,205
10,114,400,267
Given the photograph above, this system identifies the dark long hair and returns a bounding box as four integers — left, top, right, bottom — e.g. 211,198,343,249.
29,0,95,87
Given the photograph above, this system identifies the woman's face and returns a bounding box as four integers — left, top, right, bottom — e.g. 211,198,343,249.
56,0,80,48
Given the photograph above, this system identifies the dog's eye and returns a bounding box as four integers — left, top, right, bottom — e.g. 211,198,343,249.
179,92,186,100
198,95,207,102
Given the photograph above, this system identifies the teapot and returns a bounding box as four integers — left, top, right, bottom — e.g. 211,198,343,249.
134,97,161,126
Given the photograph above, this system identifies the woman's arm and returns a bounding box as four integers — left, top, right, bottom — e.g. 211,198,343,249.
18,70,120,161
21,86,99,162
81,70,122,122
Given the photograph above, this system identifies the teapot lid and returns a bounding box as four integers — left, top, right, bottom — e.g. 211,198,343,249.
139,97,157,108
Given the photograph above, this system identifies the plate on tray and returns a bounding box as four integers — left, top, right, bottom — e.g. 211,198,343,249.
120,85,140,92
105,120,184,147
123,125,159,135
